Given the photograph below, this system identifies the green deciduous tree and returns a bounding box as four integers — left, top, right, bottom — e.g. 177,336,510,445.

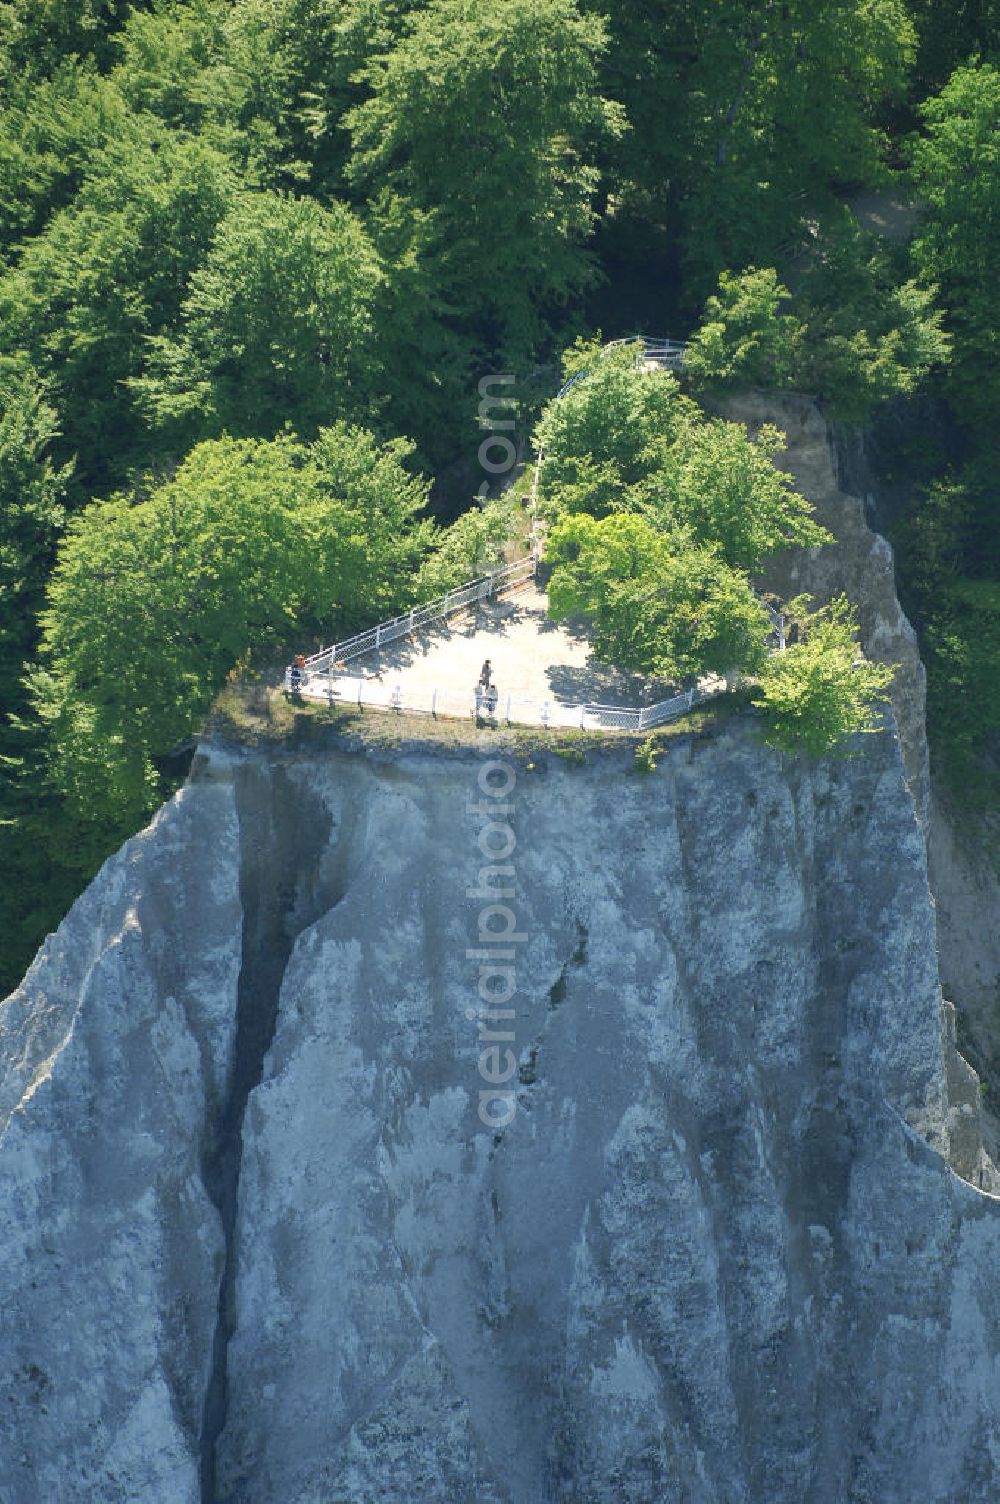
794,224,950,419
0,362,74,997
0,128,236,493
535,343,700,518
35,425,435,826
211,0,413,192
0,0,134,80
545,512,772,682
346,0,624,366
753,594,894,755
416,496,522,595
647,418,831,572
536,342,830,569
136,190,382,446
683,268,801,394
585,0,916,292
0,362,71,707
112,0,410,195
0,62,129,248
907,0,1000,97
910,63,1000,429
685,251,949,420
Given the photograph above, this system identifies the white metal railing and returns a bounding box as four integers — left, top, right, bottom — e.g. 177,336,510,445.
283,331,790,733
579,683,715,731
288,666,725,732
554,334,686,401
605,335,687,366
290,553,537,686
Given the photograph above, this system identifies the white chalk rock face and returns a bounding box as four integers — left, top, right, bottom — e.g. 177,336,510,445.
2,727,999,1503
0,755,242,1502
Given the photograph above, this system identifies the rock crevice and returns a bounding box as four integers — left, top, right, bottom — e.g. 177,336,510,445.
198,763,337,1503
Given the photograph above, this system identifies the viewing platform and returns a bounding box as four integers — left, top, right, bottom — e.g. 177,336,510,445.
284,336,759,731
289,571,724,732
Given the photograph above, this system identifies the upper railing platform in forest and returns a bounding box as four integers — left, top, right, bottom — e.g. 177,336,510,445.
552,334,687,401
535,336,686,503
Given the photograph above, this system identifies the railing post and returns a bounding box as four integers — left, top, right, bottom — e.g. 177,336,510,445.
431,688,437,717
357,678,363,707
375,623,381,651
409,608,415,631
505,693,512,723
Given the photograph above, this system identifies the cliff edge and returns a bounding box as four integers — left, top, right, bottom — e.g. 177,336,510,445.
1,721,998,1503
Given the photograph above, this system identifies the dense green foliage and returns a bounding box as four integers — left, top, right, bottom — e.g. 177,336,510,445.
682,270,802,394
753,596,896,756
415,497,524,596
536,346,831,569
910,64,1000,427
136,192,383,444
346,0,623,366
584,0,917,289
546,512,772,682
1,0,999,989
36,426,434,827
685,258,949,420
538,354,889,742
0,364,69,707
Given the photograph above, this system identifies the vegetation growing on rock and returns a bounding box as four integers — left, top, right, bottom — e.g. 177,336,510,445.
753,596,897,756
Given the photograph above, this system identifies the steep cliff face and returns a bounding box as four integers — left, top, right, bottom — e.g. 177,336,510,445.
835,403,1000,1148
738,392,999,1150
926,795,1000,1101
0,766,241,1502
2,723,999,1504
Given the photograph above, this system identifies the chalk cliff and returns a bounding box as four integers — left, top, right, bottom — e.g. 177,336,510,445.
721,392,929,825
724,392,1000,1153
2,715,999,1503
